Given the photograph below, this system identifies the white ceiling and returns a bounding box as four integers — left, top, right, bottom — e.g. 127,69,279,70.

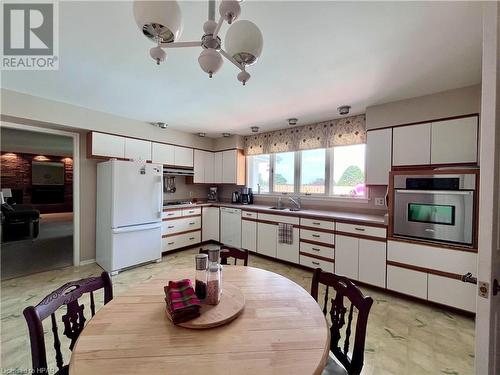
2,1,482,137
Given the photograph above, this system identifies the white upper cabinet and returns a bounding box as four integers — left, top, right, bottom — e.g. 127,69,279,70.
366,128,392,185
124,138,151,161
151,143,175,165
174,146,194,167
392,123,431,166
431,117,478,164
193,149,205,183
214,152,223,182
205,152,215,184
222,150,236,184
90,132,125,158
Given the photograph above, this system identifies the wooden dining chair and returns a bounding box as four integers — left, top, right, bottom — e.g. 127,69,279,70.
311,268,373,375
200,245,249,266
23,272,113,375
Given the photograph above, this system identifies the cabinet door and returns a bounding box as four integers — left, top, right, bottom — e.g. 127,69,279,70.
358,239,386,288
257,223,277,258
222,150,237,184
205,152,215,184
92,132,125,158
214,152,223,183
277,227,300,264
387,265,427,299
334,235,359,280
366,128,392,185
151,143,175,165
124,138,151,161
193,149,205,183
202,207,220,242
241,220,257,252
431,117,478,164
174,146,194,167
392,123,431,166
428,274,476,312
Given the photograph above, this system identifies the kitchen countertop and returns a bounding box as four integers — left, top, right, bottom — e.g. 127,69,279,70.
163,202,387,226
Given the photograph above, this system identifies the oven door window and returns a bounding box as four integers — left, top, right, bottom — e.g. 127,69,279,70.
408,203,455,226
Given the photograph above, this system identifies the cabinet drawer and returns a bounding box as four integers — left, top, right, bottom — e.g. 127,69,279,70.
162,210,182,219
182,207,201,216
258,213,299,225
336,222,386,239
300,229,334,245
387,265,427,299
300,241,334,260
242,211,257,219
300,254,334,273
300,218,334,231
162,217,201,235
164,231,201,251
428,274,476,312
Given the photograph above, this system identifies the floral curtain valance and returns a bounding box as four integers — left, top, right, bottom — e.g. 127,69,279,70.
244,114,366,155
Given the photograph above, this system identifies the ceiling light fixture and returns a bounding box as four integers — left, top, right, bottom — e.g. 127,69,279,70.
288,118,298,126
251,126,259,133
151,121,168,129
133,0,263,85
198,132,206,137
222,133,231,137
337,105,351,115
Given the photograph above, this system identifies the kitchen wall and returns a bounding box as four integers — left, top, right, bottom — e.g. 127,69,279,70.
213,135,245,151
366,84,481,129
163,176,210,203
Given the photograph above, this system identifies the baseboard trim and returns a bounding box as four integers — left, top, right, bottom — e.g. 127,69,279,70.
79,258,96,266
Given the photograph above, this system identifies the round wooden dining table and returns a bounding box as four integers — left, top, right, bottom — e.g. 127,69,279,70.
69,266,330,375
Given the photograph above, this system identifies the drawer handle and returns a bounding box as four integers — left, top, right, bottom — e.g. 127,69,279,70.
312,222,321,225
189,237,196,240
312,234,321,238
189,222,196,225
312,261,320,266
312,248,321,252
187,210,195,214
167,213,175,216
354,227,365,232
167,225,174,229
167,242,175,245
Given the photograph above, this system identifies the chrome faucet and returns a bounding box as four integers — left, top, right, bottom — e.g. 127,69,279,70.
289,196,301,210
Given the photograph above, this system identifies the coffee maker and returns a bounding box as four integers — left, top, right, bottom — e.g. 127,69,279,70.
207,187,218,202
240,188,253,205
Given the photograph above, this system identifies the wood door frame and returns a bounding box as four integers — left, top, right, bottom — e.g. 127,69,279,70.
1,121,81,267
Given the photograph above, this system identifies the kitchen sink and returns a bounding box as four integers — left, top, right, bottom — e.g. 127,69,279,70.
289,208,302,211
269,207,286,210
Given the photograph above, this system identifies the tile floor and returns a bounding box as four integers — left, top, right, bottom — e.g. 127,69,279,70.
1,247,475,374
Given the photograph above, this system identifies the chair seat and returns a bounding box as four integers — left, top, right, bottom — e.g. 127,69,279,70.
322,353,348,375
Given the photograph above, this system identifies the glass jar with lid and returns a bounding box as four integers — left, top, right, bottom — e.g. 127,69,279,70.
194,253,208,300
206,248,222,305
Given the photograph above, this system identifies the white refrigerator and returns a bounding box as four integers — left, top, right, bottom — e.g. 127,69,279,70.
96,160,163,274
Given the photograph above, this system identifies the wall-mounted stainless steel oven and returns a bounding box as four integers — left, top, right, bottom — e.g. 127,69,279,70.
393,173,476,246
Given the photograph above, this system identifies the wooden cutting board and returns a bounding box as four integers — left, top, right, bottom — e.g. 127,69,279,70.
177,282,245,329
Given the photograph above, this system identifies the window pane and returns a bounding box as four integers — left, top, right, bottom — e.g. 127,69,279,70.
247,154,270,193
332,144,366,196
300,149,326,194
273,152,295,193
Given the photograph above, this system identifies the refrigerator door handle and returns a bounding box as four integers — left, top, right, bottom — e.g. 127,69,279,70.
113,223,161,234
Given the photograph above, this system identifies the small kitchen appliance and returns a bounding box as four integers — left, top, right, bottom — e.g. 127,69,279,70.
231,191,241,204
240,187,253,204
208,187,218,202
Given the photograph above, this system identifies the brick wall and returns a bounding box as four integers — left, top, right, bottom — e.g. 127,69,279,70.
1,152,73,213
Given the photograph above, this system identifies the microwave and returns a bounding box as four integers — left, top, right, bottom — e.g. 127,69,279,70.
393,173,476,246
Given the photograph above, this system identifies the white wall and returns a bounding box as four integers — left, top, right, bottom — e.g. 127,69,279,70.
213,135,245,151
366,84,481,129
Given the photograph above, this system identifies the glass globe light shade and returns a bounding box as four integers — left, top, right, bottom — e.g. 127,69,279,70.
198,48,223,78
150,46,166,65
224,20,263,66
219,0,241,24
133,0,183,43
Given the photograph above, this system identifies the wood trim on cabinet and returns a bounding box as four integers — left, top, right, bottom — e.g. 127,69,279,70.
241,217,258,223
162,229,201,238
386,260,464,281
335,230,387,243
387,236,478,253
299,251,335,264
256,219,300,228
162,214,201,221
334,219,387,228
299,238,335,249
299,225,335,234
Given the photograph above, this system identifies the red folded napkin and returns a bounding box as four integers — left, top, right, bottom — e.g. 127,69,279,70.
164,279,201,324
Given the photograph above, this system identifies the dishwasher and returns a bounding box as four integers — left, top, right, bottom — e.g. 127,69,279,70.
220,207,242,248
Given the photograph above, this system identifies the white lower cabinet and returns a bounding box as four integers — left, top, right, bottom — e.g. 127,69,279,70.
277,227,300,264
257,223,277,258
358,239,387,288
202,207,219,242
387,265,428,300
163,231,201,252
241,219,257,252
427,274,476,312
335,235,359,280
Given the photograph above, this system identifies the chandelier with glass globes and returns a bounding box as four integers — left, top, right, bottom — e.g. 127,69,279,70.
133,0,263,85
